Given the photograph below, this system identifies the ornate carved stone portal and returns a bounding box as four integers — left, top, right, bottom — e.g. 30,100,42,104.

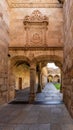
23,10,48,47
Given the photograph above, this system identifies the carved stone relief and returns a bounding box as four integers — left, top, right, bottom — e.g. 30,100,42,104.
31,33,41,44
23,10,48,47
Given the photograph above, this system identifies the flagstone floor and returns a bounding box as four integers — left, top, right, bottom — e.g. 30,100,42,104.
35,83,63,104
0,83,73,130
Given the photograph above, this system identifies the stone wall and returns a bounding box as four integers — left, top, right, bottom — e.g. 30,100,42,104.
9,7,63,47
8,0,64,102
8,0,63,48
13,64,30,90
63,0,73,117
0,0,9,104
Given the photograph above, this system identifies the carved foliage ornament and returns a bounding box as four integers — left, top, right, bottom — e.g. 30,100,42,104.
23,10,48,24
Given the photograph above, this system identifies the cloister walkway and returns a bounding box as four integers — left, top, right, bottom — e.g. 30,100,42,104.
0,83,73,129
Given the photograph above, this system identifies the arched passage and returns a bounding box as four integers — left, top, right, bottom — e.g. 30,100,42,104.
54,75,60,82
27,54,63,103
8,54,63,103
8,56,31,101
48,75,53,82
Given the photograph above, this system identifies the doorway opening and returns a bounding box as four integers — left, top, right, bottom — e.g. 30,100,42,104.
47,63,61,91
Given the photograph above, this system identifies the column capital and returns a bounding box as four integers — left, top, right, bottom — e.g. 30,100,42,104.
30,62,36,70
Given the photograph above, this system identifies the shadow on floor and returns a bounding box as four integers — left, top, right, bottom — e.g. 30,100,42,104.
9,83,63,105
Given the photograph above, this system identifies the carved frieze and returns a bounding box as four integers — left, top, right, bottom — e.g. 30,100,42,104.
7,0,63,8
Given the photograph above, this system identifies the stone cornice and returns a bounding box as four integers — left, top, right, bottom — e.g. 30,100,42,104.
6,0,63,8
9,47,63,51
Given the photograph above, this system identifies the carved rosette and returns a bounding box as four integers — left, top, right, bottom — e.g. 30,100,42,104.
23,10,48,47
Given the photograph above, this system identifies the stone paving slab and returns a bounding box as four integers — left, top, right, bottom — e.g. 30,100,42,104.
0,123,73,130
0,104,73,130
0,83,73,130
0,124,50,130
35,83,63,104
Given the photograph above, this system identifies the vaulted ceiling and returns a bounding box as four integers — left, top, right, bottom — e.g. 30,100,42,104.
6,0,64,8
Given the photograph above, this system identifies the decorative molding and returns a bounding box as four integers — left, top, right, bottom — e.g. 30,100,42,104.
6,0,63,8
9,46,63,51
23,10,48,47
24,10,48,23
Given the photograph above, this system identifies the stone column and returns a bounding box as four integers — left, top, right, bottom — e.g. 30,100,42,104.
37,66,42,93
29,63,36,103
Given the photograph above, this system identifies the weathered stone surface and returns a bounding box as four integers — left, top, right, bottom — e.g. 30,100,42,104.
0,103,73,129
0,0,72,117
9,7,63,47
0,0,9,104
63,0,73,117
7,0,63,8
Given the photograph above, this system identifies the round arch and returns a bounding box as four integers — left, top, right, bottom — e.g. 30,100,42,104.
48,75,53,82
54,75,61,82
10,56,31,68
9,56,31,91
32,55,63,69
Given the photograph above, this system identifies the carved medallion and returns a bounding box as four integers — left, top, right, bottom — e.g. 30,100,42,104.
31,33,41,44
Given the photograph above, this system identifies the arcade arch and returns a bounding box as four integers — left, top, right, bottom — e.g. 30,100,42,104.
8,54,63,103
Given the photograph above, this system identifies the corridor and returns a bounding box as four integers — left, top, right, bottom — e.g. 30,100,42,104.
0,83,73,130
0,0,73,129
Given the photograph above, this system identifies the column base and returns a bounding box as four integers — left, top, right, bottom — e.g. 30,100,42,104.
37,84,42,93
29,93,35,104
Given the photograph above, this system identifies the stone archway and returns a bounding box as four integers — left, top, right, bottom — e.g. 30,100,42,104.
7,53,63,103
48,75,53,82
28,54,63,103
54,75,60,82
8,56,31,102
32,55,63,68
